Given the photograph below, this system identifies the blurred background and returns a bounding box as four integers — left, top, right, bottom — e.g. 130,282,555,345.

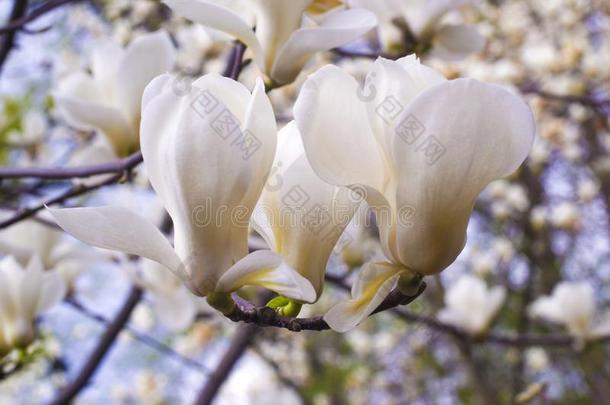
0,0,609,404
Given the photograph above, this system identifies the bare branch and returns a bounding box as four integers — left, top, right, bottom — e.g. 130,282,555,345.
49,286,143,405
0,168,131,230
194,323,259,405
65,297,209,374
0,0,29,73
0,151,143,180
0,0,84,35
223,282,427,332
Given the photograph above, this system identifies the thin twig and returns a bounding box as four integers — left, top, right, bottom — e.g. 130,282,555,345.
0,151,143,180
223,282,427,332
64,297,209,374
0,0,29,73
521,83,610,109
0,161,139,230
49,286,143,405
0,0,83,35
194,323,258,405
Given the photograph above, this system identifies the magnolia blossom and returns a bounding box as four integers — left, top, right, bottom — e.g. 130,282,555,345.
54,31,176,157
338,203,381,269
7,110,47,147
229,122,358,310
130,259,202,331
437,275,506,335
51,73,316,304
529,281,610,340
348,0,485,60
164,0,377,85
295,56,535,331
0,256,66,356
0,220,105,286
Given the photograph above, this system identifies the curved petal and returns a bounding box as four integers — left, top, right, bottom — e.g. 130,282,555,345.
18,255,45,320
49,206,185,282
253,122,359,297
163,0,264,70
140,74,276,295
216,250,317,303
250,0,312,73
432,24,485,60
324,261,402,332
271,8,377,84
37,271,67,313
295,64,386,194
115,31,177,133
54,88,134,157
152,289,199,331
362,56,445,164
392,78,535,274
90,39,124,101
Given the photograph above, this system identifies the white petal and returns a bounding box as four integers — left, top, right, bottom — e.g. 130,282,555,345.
295,64,386,193
54,75,134,156
17,255,45,320
250,0,312,73
141,73,172,111
216,250,317,303
238,78,278,212
115,31,176,131
361,56,445,160
90,39,124,100
152,289,199,332
140,74,276,295
392,78,535,274
37,271,67,313
49,206,184,281
254,122,359,297
432,24,485,60
163,0,264,69
324,262,402,332
271,8,377,85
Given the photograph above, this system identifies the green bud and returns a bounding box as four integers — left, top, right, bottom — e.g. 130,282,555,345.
266,296,303,317
207,292,235,315
397,271,423,296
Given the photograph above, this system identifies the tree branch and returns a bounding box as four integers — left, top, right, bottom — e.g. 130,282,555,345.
223,282,427,332
520,83,610,110
194,323,258,405
0,0,29,73
64,297,208,374
0,151,143,180
0,0,83,35
49,286,143,405
0,160,138,229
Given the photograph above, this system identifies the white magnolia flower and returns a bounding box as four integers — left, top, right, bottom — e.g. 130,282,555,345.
216,352,302,405
0,256,66,356
50,73,316,304
525,347,549,373
233,122,358,311
338,203,380,269
550,202,581,231
294,56,535,331
437,275,506,335
7,110,48,146
529,281,610,340
0,220,105,287
132,259,202,331
348,0,485,60
164,0,377,85
54,31,176,157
